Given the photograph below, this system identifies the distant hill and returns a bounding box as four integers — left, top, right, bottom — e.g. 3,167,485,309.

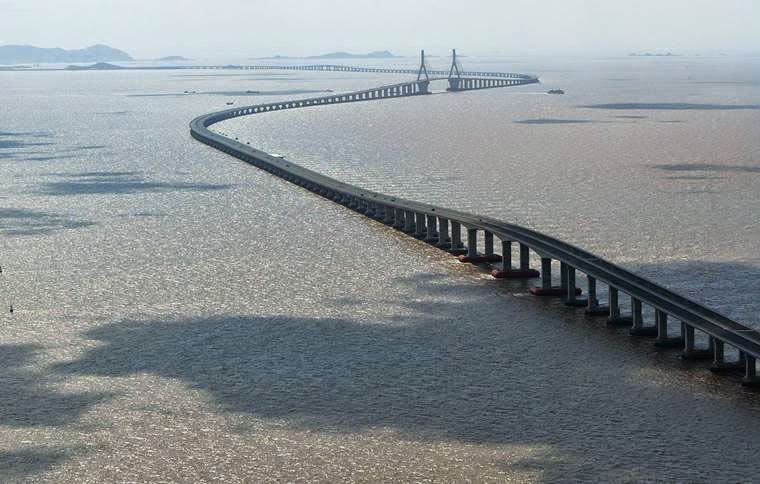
256,50,399,60
0,44,133,64
65,62,126,71
309,50,398,59
156,56,190,61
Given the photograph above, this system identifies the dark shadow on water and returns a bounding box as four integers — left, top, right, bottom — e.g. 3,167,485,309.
54,272,760,478
0,131,52,138
48,171,140,178
0,448,77,480
0,140,55,149
0,208,95,236
38,171,231,196
665,175,724,180
0,344,112,427
24,155,75,162
581,103,760,111
515,119,594,125
0,344,103,479
651,163,760,174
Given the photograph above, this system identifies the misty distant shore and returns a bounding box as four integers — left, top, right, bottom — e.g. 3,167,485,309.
253,50,399,60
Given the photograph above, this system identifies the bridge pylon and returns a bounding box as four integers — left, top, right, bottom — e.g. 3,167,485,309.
416,50,431,94
448,49,463,91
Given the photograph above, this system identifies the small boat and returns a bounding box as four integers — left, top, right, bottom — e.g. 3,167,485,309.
548,89,565,95
226,101,234,105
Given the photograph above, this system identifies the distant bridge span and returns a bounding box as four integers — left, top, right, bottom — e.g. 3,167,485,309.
189,51,760,389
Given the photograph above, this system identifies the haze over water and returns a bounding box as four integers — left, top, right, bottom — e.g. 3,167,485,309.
2,55,760,481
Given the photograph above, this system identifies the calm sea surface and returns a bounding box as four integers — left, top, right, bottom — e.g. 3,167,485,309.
1,56,760,481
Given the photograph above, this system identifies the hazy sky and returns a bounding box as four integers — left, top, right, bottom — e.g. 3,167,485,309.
1,0,758,59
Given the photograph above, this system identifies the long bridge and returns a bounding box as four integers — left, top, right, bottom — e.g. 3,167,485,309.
190,50,760,389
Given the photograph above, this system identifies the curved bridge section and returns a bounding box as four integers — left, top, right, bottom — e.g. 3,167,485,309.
190,66,760,388
229,63,537,81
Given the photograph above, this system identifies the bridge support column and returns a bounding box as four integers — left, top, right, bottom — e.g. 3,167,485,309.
403,210,416,233
540,258,552,288
709,338,744,373
682,324,712,360
393,208,405,229
448,78,462,91
414,213,426,238
629,298,656,336
449,221,465,254
607,287,633,326
531,258,566,296
425,215,438,243
565,266,586,306
373,203,385,220
466,228,478,257
484,232,494,256
417,80,430,94
436,218,452,248
493,241,538,278
502,241,513,272
362,200,372,216
383,206,395,225
654,310,684,348
743,355,760,387
585,276,608,315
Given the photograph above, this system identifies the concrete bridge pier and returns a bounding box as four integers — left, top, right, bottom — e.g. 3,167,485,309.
493,242,539,279
459,229,502,264
372,203,385,220
629,298,657,336
607,287,633,326
417,81,430,94
448,78,462,91
709,338,745,373
436,218,452,248
540,257,552,289
743,356,760,387
483,232,500,260
393,208,405,229
531,257,568,296
383,205,395,225
414,213,427,239
466,228,478,258
682,325,713,360
448,221,466,255
564,266,588,307
654,309,685,348
425,215,439,243
403,210,416,233
560,262,568,292
585,276,609,315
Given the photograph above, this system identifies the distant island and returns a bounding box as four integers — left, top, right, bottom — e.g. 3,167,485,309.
0,44,133,64
156,56,191,62
65,62,126,71
256,50,399,60
629,52,681,57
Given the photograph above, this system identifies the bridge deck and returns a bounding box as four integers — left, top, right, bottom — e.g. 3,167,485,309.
190,64,760,387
